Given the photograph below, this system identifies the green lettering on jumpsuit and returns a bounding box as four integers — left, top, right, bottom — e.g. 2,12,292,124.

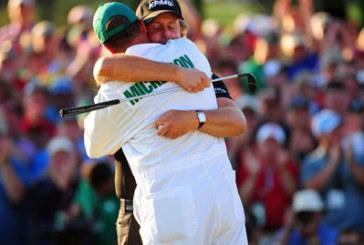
124,54,195,106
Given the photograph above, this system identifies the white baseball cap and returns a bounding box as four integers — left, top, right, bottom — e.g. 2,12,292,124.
47,136,75,156
256,122,286,144
311,109,342,137
292,189,324,212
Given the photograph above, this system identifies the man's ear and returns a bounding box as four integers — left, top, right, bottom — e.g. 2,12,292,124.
103,43,116,54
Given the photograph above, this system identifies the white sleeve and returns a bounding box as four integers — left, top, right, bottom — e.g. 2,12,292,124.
83,85,135,158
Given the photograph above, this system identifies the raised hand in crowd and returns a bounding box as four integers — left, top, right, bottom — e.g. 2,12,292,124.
0,134,25,203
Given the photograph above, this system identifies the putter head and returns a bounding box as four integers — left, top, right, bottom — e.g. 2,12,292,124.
247,73,257,93
238,73,256,93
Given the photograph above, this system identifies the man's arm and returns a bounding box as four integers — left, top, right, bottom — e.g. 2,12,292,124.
94,54,210,92
84,85,137,158
303,144,341,191
155,97,247,138
0,137,25,204
155,77,247,138
94,52,247,139
345,144,364,188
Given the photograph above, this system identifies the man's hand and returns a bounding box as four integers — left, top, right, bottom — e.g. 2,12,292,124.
176,68,210,93
155,97,247,139
329,143,342,167
155,110,198,139
0,136,13,167
244,150,260,176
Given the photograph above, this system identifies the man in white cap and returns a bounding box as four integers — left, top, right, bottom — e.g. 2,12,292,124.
276,189,338,245
26,136,79,244
301,109,344,227
237,122,298,230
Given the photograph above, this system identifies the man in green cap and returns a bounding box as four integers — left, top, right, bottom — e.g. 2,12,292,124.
85,2,248,245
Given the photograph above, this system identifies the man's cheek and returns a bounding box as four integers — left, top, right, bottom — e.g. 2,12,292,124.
148,33,159,42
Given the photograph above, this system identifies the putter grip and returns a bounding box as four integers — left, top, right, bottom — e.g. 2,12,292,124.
59,99,120,117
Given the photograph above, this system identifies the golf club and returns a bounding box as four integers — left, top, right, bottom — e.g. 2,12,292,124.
59,72,256,117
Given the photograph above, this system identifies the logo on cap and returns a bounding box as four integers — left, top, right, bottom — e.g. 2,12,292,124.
149,0,174,10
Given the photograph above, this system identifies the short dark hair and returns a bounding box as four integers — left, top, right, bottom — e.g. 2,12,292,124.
104,15,140,51
326,80,345,91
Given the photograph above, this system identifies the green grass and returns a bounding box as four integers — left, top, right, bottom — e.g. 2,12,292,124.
204,2,266,27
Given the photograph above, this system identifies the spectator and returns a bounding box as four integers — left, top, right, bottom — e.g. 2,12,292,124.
333,100,364,232
282,32,320,82
47,77,75,123
234,94,261,145
56,116,87,161
237,122,298,231
320,48,343,85
25,136,82,244
0,0,35,49
258,86,286,125
290,72,321,114
65,5,100,99
0,0,35,87
0,108,36,245
232,95,261,167
276,189,338,245
227,32,254,68
324,80,350,116
301,109,344,228
286,95,316,162
262,31,286,87
0,40,20,83
73,161,119,245
19,84,55,150
26,21,61,86
67,5,93,34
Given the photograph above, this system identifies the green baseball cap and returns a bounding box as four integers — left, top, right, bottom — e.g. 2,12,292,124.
93,2,138,44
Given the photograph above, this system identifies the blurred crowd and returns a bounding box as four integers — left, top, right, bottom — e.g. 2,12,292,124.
0,0,364,244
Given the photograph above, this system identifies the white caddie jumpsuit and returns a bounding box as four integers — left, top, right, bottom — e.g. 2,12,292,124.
84,38,248,245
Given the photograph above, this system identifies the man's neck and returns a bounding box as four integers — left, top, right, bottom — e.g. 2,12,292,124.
115,35,150,53
128,34,150,47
